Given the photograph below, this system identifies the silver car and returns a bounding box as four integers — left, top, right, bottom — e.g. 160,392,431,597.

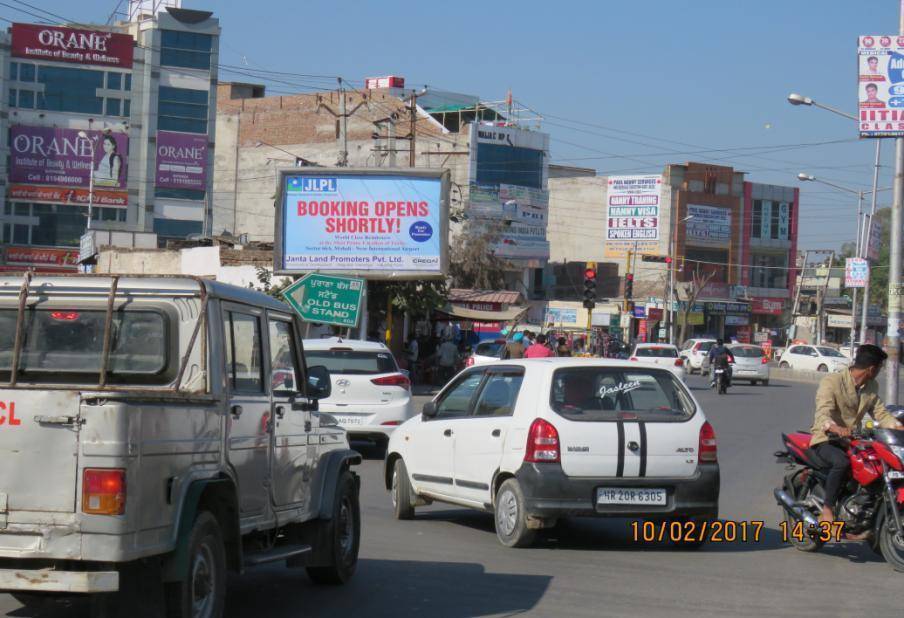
727,344,771,385
0,275,360,617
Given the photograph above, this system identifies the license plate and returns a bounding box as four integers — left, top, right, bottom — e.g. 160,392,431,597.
596,487,667,505
332,415,367,426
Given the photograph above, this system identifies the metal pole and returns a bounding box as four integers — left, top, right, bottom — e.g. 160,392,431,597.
861,140,882,345
337,78,348,167
850,192,864,353
668,205,678,344
86,138,95,231
887,0,904,404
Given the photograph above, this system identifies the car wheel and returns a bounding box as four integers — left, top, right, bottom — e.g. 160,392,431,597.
494,479,536,548
307,470,360,585
391,458,416,520
164,512,227,618
780,361,790,369
817,364,829,372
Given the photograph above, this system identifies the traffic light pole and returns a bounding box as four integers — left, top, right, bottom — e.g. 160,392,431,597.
624,250,634,344
584,262,597,353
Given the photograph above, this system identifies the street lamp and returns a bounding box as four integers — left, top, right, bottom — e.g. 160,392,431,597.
787,93,858,121
668,214,694,344
77,130,96,230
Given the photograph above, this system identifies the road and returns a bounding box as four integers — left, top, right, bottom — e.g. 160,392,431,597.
4,375,903,617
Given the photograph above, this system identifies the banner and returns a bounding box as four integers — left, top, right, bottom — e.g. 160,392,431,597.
8,184,128,207
11,23,134,68
545,307,578,325
687,205,731,247
10,126,128,190
276,170,448,277
868,218,882,262
845,257,869,288
751,298,784,315
4,246,79,268
858,35,904,138
155,131,208,190
604,175,662,258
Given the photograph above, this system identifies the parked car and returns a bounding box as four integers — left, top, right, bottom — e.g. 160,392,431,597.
385,359,719,548
679,338,717,375
778,344,851,373
305,337,414,446
727,344,770,385
466,339,507,367
629,343,687,381
0,275,360,616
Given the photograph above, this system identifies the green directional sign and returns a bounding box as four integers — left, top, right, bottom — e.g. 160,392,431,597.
282,273,365,328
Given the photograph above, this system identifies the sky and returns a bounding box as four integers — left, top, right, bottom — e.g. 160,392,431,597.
7,0,903,250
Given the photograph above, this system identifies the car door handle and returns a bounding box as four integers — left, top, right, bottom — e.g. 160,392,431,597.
491,429,501,437
274,405,285,420
443,428,453,437
627,441,640,452
230,405,243,419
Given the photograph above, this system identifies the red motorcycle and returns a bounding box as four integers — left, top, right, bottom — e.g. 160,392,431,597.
774,407,904,571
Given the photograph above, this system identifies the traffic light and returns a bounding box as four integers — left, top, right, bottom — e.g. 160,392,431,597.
624,273,634,299
583,262,597,310
641,255,672,264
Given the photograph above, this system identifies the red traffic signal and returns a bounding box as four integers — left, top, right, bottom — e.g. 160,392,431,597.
641,254,672,264
584,268,597,280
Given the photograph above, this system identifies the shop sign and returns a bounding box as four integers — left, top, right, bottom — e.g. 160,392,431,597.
4,246,79,267
751,298,784,315
8,184,128,207
11,23,134,68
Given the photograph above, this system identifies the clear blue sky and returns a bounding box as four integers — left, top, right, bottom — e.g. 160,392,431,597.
10,0,903,249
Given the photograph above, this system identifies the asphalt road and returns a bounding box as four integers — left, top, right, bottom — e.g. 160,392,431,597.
4,375,903,617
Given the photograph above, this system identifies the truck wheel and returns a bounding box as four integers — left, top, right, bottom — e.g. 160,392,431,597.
164,512,226,618
391,458,416,520
10,593,50,609
307,470,360,585
494,479,536,548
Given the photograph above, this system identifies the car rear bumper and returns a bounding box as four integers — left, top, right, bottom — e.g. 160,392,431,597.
514,463,720,518
733,367,769,380
0,568,119,593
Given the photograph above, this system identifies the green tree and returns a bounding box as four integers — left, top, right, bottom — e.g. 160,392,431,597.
838,207,890,312
448,221,511,290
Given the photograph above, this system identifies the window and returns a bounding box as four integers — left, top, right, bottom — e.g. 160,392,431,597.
106,98,121,117
158,86,209,133
269,319,299,393
155,187,206,201
434,372,484,419
473,372,523,417
18,90,35,109
634,347,678,358
9,62,17,81
37,65,104,114
8,88,16,108
730,346,763,358
475,143,544,189
160,30,213,70
304,349,397,375
19,63,35,82
13,225,29,244
107,72,122,90
225,312,263,393
29,205,89,247
474,341,505,358
750,253,788,289
124,74,131,91
153,218,203,239
817,347,846,358
752,200,762,239
550,367,694,422
123,99,131,117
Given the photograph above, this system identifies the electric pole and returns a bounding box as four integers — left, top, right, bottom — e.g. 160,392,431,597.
409,91,417,167
887,0,904,403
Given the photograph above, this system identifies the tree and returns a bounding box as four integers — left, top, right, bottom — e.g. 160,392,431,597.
448,221,511,290
677,268,717,344
249,266,293,298
838,207,890,312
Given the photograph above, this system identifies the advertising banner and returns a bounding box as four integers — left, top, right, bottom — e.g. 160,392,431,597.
275,169,449,278
751,298,784,315
868,219,882,262
10,126,128,190
760,200,772,240
858,35,904,138
11,23,133,68
845,257,869,288
778,202,790,239
4,246,79,268
155,131,208,191
8,184,128,207
604,175,662,258
545,307,578,325
687,205,731,247
827,314,855,329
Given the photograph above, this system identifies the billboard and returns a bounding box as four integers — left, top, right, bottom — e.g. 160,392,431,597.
275,169,449,279
604,175,662,258
10,126,128,190
8,184,127,207
868,218,882,262
687,204,731,247
845,257,869,288
467,184,549,260
11,23,133,69
858,35,904,138
155,131,208,190
4,246,79,268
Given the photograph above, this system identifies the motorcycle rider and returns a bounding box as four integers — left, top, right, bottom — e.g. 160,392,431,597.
708,338,734,387
810,344,904,527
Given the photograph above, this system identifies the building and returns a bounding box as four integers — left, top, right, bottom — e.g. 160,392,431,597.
213,81,551,304
0,5,220,271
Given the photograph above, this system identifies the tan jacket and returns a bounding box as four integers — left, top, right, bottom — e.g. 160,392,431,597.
810,369,899,447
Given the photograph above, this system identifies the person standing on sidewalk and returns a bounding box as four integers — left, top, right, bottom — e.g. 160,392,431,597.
524,334,555,358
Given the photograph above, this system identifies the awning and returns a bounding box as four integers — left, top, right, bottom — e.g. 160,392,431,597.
437,304,528,323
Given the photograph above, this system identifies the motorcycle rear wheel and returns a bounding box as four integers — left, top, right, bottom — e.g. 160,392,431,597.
785,474,824,553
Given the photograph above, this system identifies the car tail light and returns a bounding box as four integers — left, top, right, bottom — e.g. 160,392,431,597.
761,356,769,365
629,357,638,362
699,422,717,463
381,420,401,426
674,358,684,367
83,468,126,515
371,374,411,390
524,418,560,463
465,356,475,367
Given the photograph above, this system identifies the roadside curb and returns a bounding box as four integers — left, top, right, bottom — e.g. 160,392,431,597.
770,368,828,385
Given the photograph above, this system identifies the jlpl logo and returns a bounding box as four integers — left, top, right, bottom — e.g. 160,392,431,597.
289,177,337,193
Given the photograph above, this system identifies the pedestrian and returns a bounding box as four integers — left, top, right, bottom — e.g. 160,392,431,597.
523,330,535,347
405,337,419,385
435,337,460,385
524,334,554,358
504,332,525,359
556,336,572,357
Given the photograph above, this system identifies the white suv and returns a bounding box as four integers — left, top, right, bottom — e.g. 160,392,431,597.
304,338,414,445
680,338,717,374
385,359,719,547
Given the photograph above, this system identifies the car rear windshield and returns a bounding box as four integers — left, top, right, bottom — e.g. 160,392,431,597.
475,341,504,357
0,308,170,384
731,346,763,358
635,347,678,358
698,341,715,352
550,367,695,422
305,349,398,375
817,347,845,358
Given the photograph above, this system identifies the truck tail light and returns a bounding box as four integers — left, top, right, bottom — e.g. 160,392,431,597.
371,374,411,390
83,468,126,515
524,418,560,463
699,422,717,463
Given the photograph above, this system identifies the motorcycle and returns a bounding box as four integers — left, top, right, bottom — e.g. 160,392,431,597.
773,406,904,571
713,367,730,394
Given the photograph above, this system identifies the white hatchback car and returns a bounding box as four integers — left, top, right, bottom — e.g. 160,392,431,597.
304,338,414,445
727,344,770,385
466,339,507,367
679,338,717,375
778,344,851,373
385,359,719,547
630,343,687,381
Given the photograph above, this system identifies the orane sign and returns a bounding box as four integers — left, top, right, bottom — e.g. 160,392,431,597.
11,23,134,68
282,273,365,328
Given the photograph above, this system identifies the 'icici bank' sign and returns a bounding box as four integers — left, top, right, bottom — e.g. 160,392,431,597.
11,23,133,68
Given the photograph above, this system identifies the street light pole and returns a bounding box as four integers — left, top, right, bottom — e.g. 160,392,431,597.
888,0,904,404
668,214,693,344
78,131,96,230
861,141,882,345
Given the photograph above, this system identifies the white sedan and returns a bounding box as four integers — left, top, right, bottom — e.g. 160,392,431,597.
629,343,687,381
778,344,851,373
